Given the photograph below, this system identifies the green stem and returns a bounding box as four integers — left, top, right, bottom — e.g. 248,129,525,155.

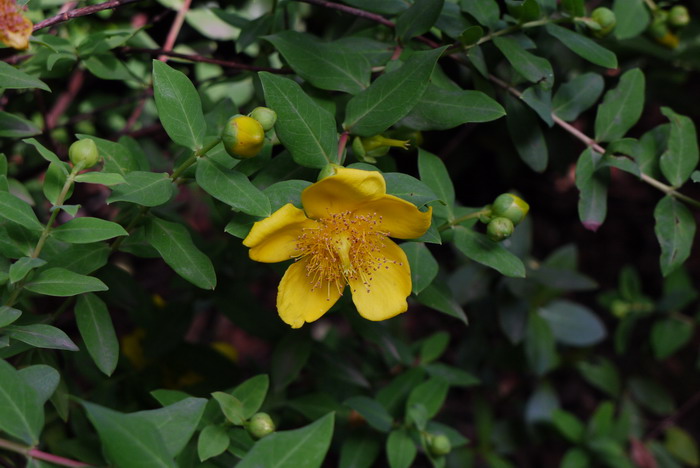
464,17,566,51
643,0,658,12
438,208,490,232
171,138,221,182
0,437,93,468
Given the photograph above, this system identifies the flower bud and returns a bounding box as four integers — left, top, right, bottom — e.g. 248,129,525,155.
222,115,265,159
487,217,514,242
669,5,690,27
249,106,277,132
247,412,275,439
591,7,616,37
648,12,680,49
69,138,100,168
317,163,343,181
491,193,530,225
427,434,451,457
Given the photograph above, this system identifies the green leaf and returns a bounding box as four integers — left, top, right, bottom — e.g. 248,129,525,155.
263,180,311,211
196,158,270,217
237,413,335,468
575,148,609,232
75,294,119,376
552,409,585,443
0,111,41,138
5,324,79,351
384,172,439,207
231,374,270,420
344,396,393,432
0,62,51,91
594,68,645,142
401,85,505,131
654,196,696,277
553,73,604,122
344,48,445,136
651,317,693,360
561,448,591,468
0,306,22,327
145,217,216,290
107,171,174,207
525,311,558,376
152,60,205,150
538,300,606,346
659,107,699,187
544,24,617,69
418,332,450,363
665,426,699,467
505,94,548,172
453,226,526,277
80,135,140,176
23,138,66,170
629,377,674,416
44,243,110,275
406,377,449,419
18,365,59,405
493,36,554,89
418,148,454,219
425,362,480,387
83,402,177,468
376,368,426,416
461,0,500,29
74,172,126,186
9,257,46,284
133,398,207,458
0,359,43,444
400,242,438,294
459,25,484,45
272,333,313,391
415,283,468,324
198,424,230,461
0,191,43,231
561,0,585,16
25,267,108,296
43,162,72,205
396,0,444,41
52,217,128,244
265,32,371,94
520,86,554,126
339,434,381,468
576,358,621,397
259,72,337,168
386,429,417,468
613,0,650,39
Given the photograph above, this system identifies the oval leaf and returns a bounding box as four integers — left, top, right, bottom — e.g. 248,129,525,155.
25,268,109,296
0,191,43,231
107,171,174,207
453,226,526,278
594,68,645,143
545,24,617,69
654,196,696,277
52,217,128,244
5,324,79,351
196,158,271,217
0,359,43,445
75,294,119,376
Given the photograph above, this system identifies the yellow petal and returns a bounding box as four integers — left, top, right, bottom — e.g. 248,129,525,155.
355,195,433,239
348,239,412,321
302,167,386,219
277,258,345,328
243,204,316,263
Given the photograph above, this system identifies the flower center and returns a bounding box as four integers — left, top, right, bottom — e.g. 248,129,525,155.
294,211,390,297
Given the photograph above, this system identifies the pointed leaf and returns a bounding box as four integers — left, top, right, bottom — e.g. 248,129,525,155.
594,68,645,142
493,36,554,89
545,24,617,69
25,268,108,296
107,171,174,207
0,359,43,444
133,398,208,458
0,191,43,231
400,242,438,294
9,257,46,284
152,60,205,150
575,148,609,231
453,226,526,277
52,217,128,244
396,0,444,41
5,324,79,351
654,196,696,277
196,158,270,216
659,107,699,187
0,62,51,91
145,217,216,289
75,294,119,376
553,73,604,122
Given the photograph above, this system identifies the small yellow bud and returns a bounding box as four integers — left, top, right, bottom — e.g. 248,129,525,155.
222,115,265,159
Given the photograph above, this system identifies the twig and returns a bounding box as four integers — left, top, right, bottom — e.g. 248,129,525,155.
157,0,191,62
33,0,143,32
295,0,394,28
120,47,290,73
645,389,700,441
0,438,93,468
46,68,84,130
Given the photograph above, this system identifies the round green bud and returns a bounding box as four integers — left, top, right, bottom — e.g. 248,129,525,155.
610,299,631,318
479,205,494,224
222,115,265,159
351,137,366,158
591,7,616,37
249,106,277,132
487,217,514,242
247,412,275,439
69,138,100,168
317,163,343,181
669,5,690,27
427,434,451,457
491,193,530,225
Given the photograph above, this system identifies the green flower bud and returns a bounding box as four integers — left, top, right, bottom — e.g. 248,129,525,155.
427,434,451,457
222,115,265,159
669,5,690,27
69,138,100,168
249,106,277,132
491,193,530,225
648,12,680,48
317,163,343,181
487,217,514,242
591,7,616,37
479,204,494,224
247,412,275,439
351,137,367,158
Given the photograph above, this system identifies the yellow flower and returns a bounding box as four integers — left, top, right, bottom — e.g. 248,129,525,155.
0,0,32,50
243,167,432,328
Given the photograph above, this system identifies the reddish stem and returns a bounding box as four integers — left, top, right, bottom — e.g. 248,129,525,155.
337,131,350,163
120,48,290,73
33,0,143,32
26,448,93,468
